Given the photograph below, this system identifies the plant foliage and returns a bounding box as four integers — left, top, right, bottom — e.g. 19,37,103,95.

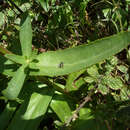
0,0,130,130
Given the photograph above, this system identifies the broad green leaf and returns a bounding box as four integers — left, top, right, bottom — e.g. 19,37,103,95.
120,87,130,101
2,65,27,100
38,0,50,12
98,83,109,95
7,88,54,130
102,75,123,90
20,13,32,58
5,54,26,64
1,32,130,78
125,73,129,82
20,3,31,12
8,10,15,17
84,76,94,83
29,31,130,76
87,65,100,79
104,63,115,75
104,56,118,75
117,65,128,74
50,94,72,123
108,56,118,66
0,102,18,130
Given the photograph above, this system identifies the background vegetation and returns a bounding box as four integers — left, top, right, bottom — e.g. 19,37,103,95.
0,0,130,130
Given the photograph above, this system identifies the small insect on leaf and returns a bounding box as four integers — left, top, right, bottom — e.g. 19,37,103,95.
58,62,64,68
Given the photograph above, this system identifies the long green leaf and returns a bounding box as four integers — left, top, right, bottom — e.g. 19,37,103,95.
1,32,130,78
5,54,26,64
20,13,32,58
2,65,27,100
7,88,54,130
29,31,130,76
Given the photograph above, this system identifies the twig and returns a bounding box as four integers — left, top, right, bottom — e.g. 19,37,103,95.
65,88,95,126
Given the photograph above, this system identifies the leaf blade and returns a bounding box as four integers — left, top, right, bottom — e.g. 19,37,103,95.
2,65,27,100
50,94,72,123
30,31,130,76
5,54,26,64
20,13,32,58
38,0,50,12
7,88,54,130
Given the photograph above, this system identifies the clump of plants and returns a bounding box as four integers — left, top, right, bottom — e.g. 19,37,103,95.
0,0,130,130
